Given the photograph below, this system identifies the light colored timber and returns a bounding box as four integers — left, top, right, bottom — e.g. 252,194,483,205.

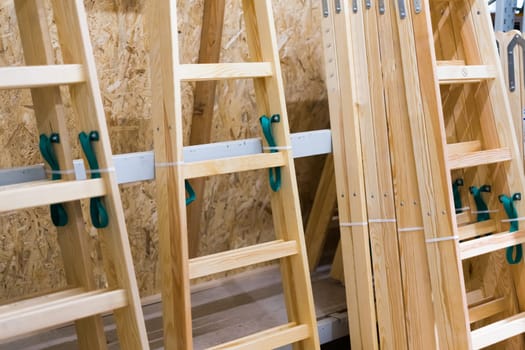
0,179,106,212
13,0,107,347
187,0,226,258
183,152,286,179
458,219,497,240
305,153,337,271
177,62,273,81
471,312,525,349
447,140,482,154
469,297,507,323
0,64,85,89
437,64,497,84
460,229,525,260
207,323,309,350
457,212,471,226
467,289,486,305
0,289,127,341
148,0,320,348
447,147,512,169
189,240,298,279
49,0,150,347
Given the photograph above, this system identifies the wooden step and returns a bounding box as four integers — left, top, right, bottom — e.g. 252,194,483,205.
468,297,506,324
189,240,298,279
0,179,106,212
471,312,525,349
460,229,525,260
0,64,85,89
436,63,497,84
0,288,127,341
207,322,309,350
177,63,273,81
447,146,512,169
184,152,287,179
456,212,471,226
458,219,497,240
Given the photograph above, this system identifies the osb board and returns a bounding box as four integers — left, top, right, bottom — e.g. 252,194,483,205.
0,0,328,299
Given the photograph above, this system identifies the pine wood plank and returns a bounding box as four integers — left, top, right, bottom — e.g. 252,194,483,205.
189,240,298,279
460,229,525,259
458,219,497,240
207,323,309,350
0,179,106,212
469,297,506,323
437,64,497,84
0,289,127,341
177,63,273,81
447,147,512,169
183,152,286,179
0,64,85,89
446,140,482,154
187,0,226,258
471,312,525,349
50,1,149,348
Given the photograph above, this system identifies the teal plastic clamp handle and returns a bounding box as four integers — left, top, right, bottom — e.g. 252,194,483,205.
259,114,282,192
499,193,522,264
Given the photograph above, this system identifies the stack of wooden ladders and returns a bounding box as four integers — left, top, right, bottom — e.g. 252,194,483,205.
0,0,149,349
410,0,525,347
148,0,320,349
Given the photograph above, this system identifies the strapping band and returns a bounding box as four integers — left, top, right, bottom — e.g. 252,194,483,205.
85,167,116,175
426,235,459,243
368,218,397,223
340,222,368,227
501,216,525,223
262,145,293,151
471,209,499,214
45,169,76,175
398,226,424,232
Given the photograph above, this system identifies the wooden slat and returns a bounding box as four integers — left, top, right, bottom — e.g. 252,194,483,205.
187,0,226,259
447,147,512,169
456,212,471,226
0,179,106,212
458,219,497,240
0,288,83,313
471,312,525,349
0,64,85,89
189,240,298,279
447,140,482,154
183,152,286,179
207,323,309,350
177,62,273,81
0,289,127,341
460,229,525,260
466,289,485,305
468,297,506,323
437,64,497,84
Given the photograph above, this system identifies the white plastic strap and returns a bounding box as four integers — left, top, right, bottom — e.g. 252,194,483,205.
155,161,185,168
456,206,470,212
397,226,424,232
368,218,397,223
471,209,499,214
426,235,459,243
340,222,368,227
85,167,116,174
501,216,525,223
45,169,76,175
263,145,293,151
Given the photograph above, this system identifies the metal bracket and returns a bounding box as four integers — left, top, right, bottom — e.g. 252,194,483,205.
398,0,406,18
507,34,525,92
322,0,329,17
379,0,385,14
335,0,342,13
414,0,421,13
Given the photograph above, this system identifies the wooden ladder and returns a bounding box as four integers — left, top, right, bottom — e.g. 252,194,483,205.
395,0,525,348
0,0,149,349
148,1,320,349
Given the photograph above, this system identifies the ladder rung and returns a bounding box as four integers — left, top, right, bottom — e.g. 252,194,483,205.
437,64,497,84
0,288,127,341
458,219,497,240
460,229,525,260
447,140,482,154
184,152,286,179
447,147,512,169
0,179,106,212
0,64,85,89
177,63,273,81
469,297,506,324
456,212,471,226
467,289,485,305
207,323,309,350
189,240,298,279
471,311,525,349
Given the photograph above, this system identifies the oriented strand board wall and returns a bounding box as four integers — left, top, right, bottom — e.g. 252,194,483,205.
0,0,328,299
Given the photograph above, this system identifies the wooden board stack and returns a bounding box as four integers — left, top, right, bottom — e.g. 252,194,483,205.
318,0,525,348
